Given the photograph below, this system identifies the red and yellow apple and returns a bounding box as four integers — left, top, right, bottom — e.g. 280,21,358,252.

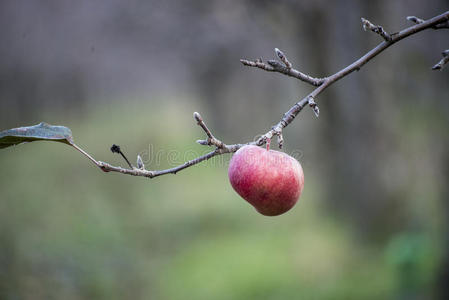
228,145,304,216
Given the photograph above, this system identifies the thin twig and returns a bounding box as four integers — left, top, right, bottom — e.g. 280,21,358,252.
240,48,325,86
408,15,449,29
432,49,449,70
193,112,224,148
72,143,100,166
361,18,392,41
110,144,133,169
73,11,449,179
71,114,254,178
254,11,449,144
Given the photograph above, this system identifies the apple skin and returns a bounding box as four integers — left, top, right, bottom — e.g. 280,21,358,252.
228,145,304,216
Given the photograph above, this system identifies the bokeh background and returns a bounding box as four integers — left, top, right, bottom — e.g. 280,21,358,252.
1,0,448,299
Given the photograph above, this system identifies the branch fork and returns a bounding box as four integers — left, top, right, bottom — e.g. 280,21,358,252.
194,112,225,149
69,11,448,179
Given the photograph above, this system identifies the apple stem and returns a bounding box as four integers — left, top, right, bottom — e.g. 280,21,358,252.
266,138,271,151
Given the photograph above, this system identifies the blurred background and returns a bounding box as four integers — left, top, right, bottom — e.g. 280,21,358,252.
1,0,448,299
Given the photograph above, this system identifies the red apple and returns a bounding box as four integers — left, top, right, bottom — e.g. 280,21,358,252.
228,145,304,216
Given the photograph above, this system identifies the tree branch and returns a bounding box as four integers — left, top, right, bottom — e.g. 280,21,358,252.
73,11,448,179
432,49,449,70
361,17,392,41
407,15,449,29
243,11,449,148
240,53,325,86
193,112,225,148
71,113,254,179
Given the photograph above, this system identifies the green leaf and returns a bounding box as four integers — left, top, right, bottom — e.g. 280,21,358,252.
0,122,74,149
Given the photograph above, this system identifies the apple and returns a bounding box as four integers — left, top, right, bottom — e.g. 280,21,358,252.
228,144,304,216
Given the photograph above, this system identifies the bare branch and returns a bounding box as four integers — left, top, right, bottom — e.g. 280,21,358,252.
93,143,254,179
432,49,449,70
246,11,449,147
70,11,449,179
73,141,224,179
240,58,274,70
361,18,392,41
408,15,449,29
110,144,133,169
71,113,256,179
240,50,325,86
193,112,224,148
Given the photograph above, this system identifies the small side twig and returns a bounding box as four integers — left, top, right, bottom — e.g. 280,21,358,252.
110,144,133,169
408,15,449,29
239,57,274,71
194,112,225,148
432,49,449,70
70,113,255,179
240,48,325,86
361,18,392,41
245,11,449,150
